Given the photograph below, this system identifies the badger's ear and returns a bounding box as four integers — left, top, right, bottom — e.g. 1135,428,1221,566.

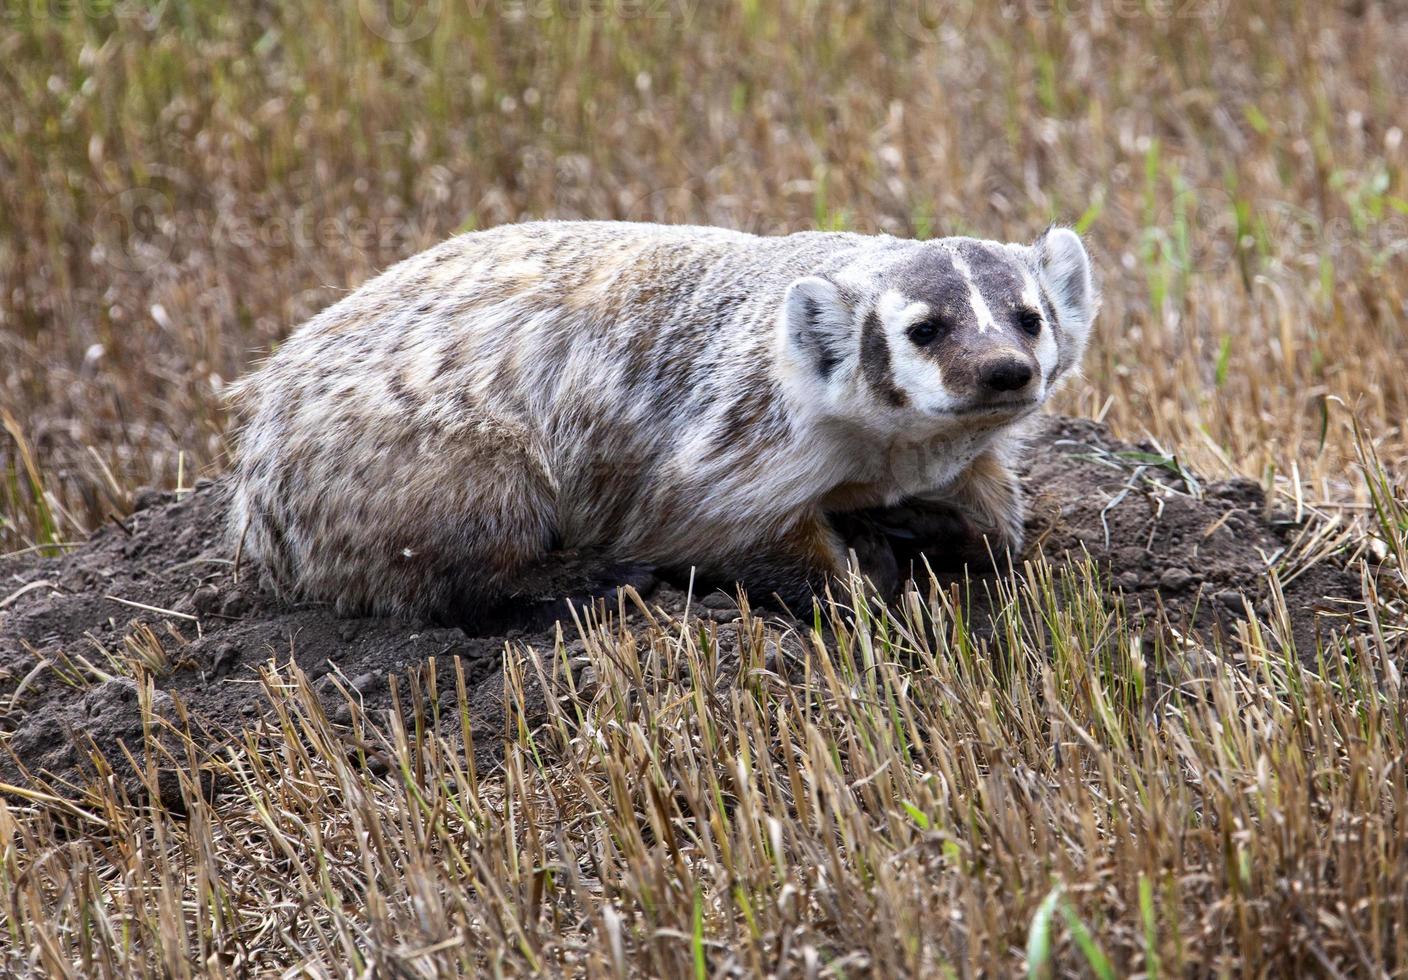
781,276,855,381
1032,227,1099,347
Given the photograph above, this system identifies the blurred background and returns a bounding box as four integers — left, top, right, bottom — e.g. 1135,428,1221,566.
3,0,1406,551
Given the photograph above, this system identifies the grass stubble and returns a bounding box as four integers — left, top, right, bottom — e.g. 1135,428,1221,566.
1,484,1405,976
3,0,1408,975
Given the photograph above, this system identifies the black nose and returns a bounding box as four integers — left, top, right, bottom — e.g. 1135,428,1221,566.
979,356,1034,393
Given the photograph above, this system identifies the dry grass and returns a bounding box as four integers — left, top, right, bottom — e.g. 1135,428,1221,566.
3,543,1407,976
4,0,1408,975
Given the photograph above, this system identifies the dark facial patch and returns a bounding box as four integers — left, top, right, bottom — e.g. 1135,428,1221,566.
860,311,908,408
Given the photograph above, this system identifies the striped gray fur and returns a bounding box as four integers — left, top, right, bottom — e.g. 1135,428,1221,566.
227,221,1098,618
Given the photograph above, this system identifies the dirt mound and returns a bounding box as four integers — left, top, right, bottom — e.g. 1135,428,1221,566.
0,416,1360,802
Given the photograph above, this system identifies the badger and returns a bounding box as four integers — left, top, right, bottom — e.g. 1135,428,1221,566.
227,221,1097,621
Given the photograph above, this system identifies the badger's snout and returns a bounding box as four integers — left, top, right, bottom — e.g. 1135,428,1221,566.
977,353,1036,394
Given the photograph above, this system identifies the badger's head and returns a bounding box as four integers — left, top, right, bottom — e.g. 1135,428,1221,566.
780,228,1098,433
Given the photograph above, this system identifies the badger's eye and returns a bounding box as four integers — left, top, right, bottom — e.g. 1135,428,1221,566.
907,319,943,346
1017,309,1044,337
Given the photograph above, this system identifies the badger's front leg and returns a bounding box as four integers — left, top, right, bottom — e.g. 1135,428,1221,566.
733,510,897,610
925,448,1026,563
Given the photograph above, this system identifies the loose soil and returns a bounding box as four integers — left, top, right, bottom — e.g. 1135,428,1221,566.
0,416,1363,805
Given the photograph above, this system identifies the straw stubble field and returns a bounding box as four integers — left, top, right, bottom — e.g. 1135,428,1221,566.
2,0,1407,975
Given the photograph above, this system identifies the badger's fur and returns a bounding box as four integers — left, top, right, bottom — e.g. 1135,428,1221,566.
228,221,1098,619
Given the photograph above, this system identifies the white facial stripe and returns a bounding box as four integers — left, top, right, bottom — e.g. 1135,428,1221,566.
946,249,997,334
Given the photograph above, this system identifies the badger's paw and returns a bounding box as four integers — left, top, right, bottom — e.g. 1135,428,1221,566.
830,512,901,600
